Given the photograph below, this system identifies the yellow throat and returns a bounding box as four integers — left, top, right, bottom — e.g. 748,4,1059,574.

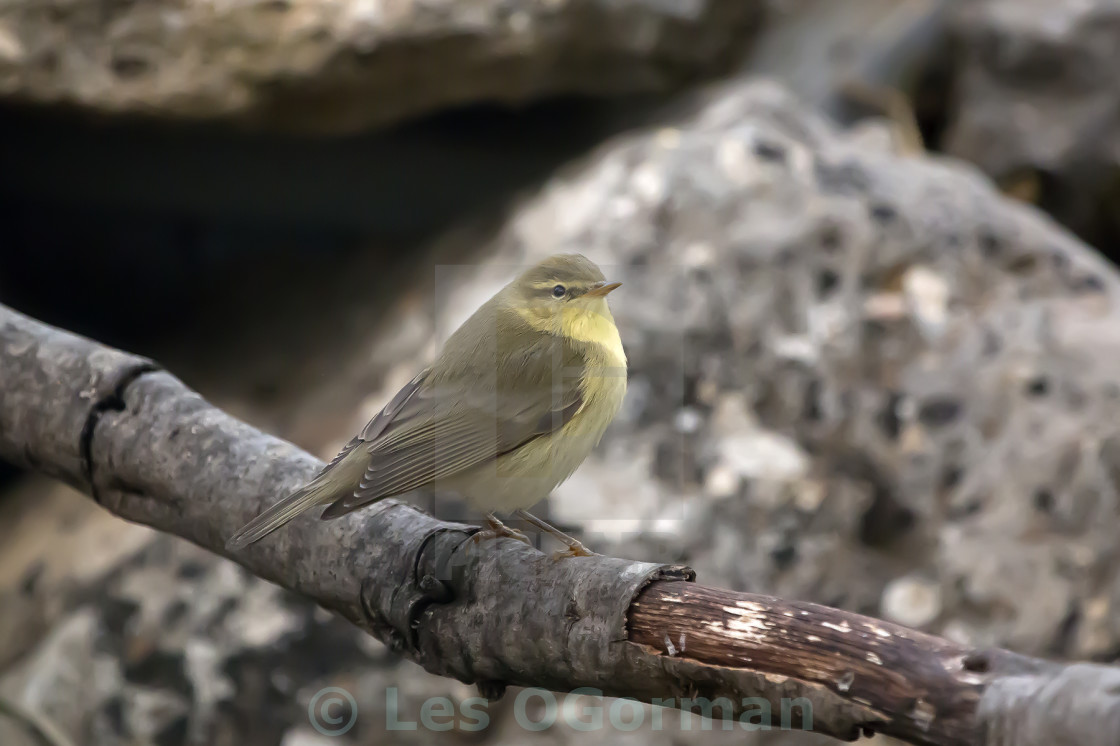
559,301,627,367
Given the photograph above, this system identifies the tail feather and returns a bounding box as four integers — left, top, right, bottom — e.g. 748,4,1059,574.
225,479,336,551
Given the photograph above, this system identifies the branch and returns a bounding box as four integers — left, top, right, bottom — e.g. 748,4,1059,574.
1,302,1118,746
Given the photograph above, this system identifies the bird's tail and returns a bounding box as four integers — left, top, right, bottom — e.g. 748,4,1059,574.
225,477,338,551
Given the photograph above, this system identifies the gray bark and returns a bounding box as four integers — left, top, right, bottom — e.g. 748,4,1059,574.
1,301,1119,746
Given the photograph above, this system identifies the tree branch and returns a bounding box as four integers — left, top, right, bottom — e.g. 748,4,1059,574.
1,302,1118,745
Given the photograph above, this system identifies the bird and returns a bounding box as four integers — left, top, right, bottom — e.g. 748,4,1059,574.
226,253,627,559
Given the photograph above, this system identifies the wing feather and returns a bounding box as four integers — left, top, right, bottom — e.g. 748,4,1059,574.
313,369,429,478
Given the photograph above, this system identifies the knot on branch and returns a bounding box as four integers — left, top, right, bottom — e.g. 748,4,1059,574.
79,362,160,503
359,520,479,656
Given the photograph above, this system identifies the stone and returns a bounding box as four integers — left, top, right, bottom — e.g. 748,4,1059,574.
0,0,760,132
8,75,1120,745
435,78,1120,652
881,575,942,629
943,0,1120,251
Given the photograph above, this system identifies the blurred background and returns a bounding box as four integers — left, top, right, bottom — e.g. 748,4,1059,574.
3,0,1120,743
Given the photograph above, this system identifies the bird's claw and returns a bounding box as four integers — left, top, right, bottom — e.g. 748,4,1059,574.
550,543,596,561
472,525,532,547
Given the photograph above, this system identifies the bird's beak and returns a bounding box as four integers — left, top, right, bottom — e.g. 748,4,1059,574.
585,281,622,298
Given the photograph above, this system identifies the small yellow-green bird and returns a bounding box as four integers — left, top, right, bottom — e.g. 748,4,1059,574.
227,254,626,558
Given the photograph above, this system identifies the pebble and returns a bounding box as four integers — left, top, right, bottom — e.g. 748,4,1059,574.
881,575,942,629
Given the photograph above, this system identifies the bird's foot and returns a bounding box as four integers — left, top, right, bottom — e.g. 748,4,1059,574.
472,526,532,546
510,509,595,560
472,515,532,547
550,542,597,561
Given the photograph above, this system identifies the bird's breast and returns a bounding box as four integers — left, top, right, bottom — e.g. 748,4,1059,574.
572,344,627,438
452,338,626,513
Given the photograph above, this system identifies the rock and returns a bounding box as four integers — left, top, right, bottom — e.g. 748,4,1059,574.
880,575,942,629
0,512,420,746
0,477,155,669
742,0,954,130
943,0,1120,250
0,0,760,132
7,75,1120,745
430,78,1120,652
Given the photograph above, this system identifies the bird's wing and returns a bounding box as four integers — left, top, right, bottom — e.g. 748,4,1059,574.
319,335,585,519
312,368,429,478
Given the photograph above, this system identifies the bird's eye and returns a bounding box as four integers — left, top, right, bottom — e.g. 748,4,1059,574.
551,284,566,298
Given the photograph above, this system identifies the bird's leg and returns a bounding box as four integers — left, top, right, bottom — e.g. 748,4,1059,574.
472,512,531,546
514,509,595,560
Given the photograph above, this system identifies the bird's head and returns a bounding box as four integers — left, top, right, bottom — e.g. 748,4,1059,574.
504,254,622,340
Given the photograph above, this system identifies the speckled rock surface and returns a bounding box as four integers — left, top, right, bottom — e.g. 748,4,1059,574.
409,79,1120,662
5,78,1120,744
0,0,758,132
943,0,1120,252
501,80,1120,659
0,508,418,746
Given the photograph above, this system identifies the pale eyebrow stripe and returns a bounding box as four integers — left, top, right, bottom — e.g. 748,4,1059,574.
529,281,587,290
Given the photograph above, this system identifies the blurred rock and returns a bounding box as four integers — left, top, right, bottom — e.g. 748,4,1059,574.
425,79,1120,660
7,76,1120,744
0,0,758,132
0,524,402,746
943,0,1120,252
880,575,942,629
743,0,953,135
0,478,154,669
